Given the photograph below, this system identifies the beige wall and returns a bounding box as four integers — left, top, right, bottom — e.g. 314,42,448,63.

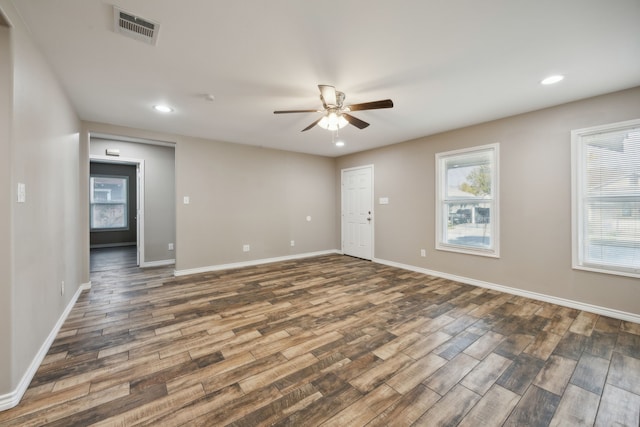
176,136,337,270
0,0,83,397
90,138,176,263
336,87,640,316
82,122,339,272
1,0,637,404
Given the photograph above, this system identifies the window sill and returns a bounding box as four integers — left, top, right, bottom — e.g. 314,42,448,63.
573,263,640,279
436,244,500,259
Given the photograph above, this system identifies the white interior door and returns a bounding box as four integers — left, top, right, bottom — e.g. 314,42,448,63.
342,165,373,260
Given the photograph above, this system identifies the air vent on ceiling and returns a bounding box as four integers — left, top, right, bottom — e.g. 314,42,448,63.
113,6,159,45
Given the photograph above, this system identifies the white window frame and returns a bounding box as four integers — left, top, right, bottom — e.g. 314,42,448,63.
571,118,640,279
436,143,500,258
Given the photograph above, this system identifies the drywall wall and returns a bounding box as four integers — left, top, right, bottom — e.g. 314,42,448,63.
83,122,339,272
1,0,83,398
336,87,640,316
175,136,337,271
90,138,176,262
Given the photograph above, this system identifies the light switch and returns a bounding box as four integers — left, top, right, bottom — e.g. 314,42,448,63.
17,183,26,203
183,196,190,205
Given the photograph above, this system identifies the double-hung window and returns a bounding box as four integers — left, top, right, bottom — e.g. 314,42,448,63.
436,143,499,257
90,175,129,231
571,119,640,278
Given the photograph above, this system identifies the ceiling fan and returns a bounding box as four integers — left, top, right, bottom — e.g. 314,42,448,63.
274,85,394,132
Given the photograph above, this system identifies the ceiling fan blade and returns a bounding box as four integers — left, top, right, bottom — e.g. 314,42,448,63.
318,85,337,107
343,113,370,129
301,117,323,132
274,109,321,114
347,99,394,111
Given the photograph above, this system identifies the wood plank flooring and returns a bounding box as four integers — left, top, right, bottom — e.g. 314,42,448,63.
90,246,137,272
1,253,640,426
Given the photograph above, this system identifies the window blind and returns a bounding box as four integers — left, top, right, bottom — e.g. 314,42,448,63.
579,125,640,273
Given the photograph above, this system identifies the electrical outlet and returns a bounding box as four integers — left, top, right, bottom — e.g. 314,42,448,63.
243,244,250,252
420,249,426,257
168,243,174,251
290,240,295,247
61,280,65,295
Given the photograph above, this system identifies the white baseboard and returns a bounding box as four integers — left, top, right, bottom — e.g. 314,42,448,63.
0,281,91,412
174,250,340,277
373,257,640,324
141,259,175,268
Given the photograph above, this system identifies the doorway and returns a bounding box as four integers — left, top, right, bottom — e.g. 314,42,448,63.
89,155,145,267
341,165,374,260
89,162,137,248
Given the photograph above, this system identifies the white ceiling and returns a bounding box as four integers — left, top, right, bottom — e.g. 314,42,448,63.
10,0,640,157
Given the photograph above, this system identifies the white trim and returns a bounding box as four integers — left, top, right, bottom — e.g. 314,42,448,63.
571,118,640,279
434,245,500,259
90,155,145,267
141,259,175,268
90,154,145,165
174,250,340,277
0,282,91,412
90,132,176,148
435,143,500,258
373,257,640,324
573,264,640,279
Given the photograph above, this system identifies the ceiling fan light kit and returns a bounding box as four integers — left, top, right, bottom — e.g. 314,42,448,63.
274,84,393,132
318,112,349,130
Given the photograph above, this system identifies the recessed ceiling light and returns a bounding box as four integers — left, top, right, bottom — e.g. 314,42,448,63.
153,104,173,113
541,75,564,85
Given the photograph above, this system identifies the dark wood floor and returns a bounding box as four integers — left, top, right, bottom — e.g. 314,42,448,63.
90,246,138,272
1,252,639,426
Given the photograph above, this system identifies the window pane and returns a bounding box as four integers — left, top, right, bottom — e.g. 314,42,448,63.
573,120,640,277
443,202,493,248
436,144,498,257
585,129,640,196
585,200,640,268
445,153,492,199
90,175,128,230
91,176,127,203
91,204,127,229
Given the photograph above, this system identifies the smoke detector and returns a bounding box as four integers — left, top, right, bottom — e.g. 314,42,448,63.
113,6,159,45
